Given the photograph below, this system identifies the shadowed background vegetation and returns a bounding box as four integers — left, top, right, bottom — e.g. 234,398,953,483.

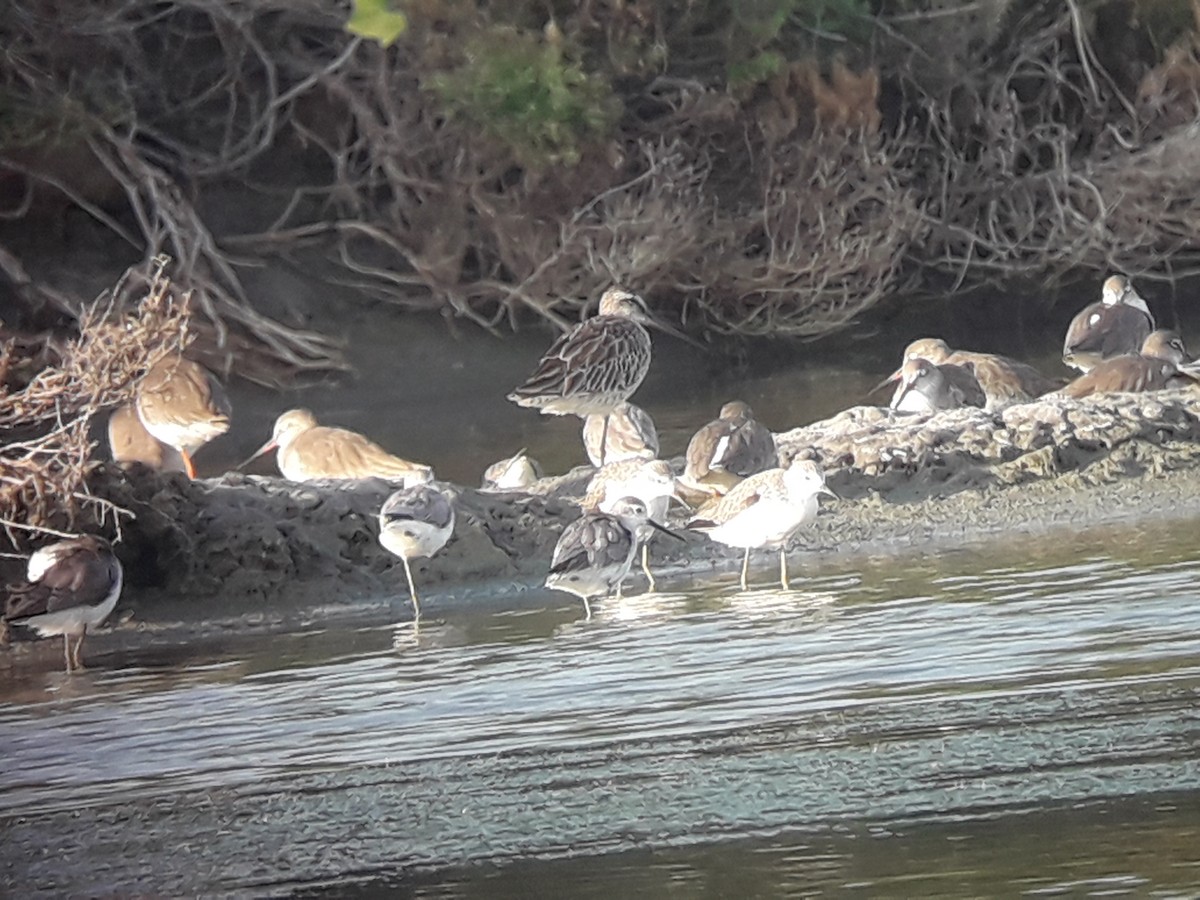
0,0,1198,380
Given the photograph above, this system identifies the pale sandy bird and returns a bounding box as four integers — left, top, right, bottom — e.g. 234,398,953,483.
378,484,455,620
481,449,543,492
1063,274,1155,373
246,409,434,483
107,403,186,473
546,497,678,618
887,358,987,413
135,355,231,479
681,400,778,498
688,458,835,592
582,458,678,590
896,338,1057,410
582,401,659,467
509,286,691,464
4,535,123,673
1060,329,1198,398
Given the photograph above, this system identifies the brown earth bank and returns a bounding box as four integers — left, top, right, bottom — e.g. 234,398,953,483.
15,385,1196,649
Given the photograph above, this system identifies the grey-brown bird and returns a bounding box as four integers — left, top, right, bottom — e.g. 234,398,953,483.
582,401,659,467
1059,329,1198,398
509,287,691,464
887,358,987,413
481,449,543,492
246,409,434,483
4,535,123,673
681,401,779,498
896,338,1056,410
1062,274,1155,373
107,403,187,473
135,356,231,479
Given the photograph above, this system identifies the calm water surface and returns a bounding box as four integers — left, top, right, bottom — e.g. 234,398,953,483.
4,520,1200,896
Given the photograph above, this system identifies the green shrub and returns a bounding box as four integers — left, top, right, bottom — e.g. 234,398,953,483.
430,28,620,168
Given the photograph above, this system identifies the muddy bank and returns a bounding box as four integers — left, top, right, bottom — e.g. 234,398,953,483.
64,386,1200,632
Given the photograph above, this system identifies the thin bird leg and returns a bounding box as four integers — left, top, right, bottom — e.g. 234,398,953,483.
740,548,750,591
401,556,422,620
182,450,197,480
779,548,790,591
641,544,657,592
63,634,73,673
71,633,86,672
582,596,593,620
598,414,610,466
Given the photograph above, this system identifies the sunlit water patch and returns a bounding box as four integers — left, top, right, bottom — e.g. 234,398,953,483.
3,522,1200,896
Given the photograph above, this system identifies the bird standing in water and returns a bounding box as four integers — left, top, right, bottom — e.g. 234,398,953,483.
688,458,836,592
4,535,124,673
378,483,455,621
547,496,678,618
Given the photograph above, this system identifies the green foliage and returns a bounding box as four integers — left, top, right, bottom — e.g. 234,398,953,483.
430,29,620,168
722,0,872,88
728,51,786,88
346,0,408,47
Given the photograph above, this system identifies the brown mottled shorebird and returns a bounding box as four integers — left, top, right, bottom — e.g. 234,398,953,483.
378,483,455,620
688,458,835,592
481,449,543,492
1060,329,1198,398
547,497,679,618
508,286,691,464
582,401,659,467
4,535,123,673
247,409,434,483
896,338,1057,410
135,356,231,479
681,400,778,498
886,358,987,413
582,458,678,591
1063,274,1155,373
107,403,186,473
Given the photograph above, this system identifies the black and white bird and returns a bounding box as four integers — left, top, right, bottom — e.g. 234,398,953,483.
4,535,124,673
378,483,455,620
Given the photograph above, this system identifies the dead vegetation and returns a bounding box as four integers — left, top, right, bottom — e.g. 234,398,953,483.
0,0,1198,368
0,257,189,552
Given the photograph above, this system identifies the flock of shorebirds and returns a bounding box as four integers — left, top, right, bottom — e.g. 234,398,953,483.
5,275,1197,672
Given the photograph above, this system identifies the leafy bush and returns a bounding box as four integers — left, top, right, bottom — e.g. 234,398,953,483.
430,29,620,168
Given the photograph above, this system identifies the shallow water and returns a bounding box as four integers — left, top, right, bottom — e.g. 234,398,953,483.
4,519,1200,896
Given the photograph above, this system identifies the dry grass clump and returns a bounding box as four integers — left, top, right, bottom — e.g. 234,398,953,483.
0,257,188,551
1,0,1198,355
901,1,1200,287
